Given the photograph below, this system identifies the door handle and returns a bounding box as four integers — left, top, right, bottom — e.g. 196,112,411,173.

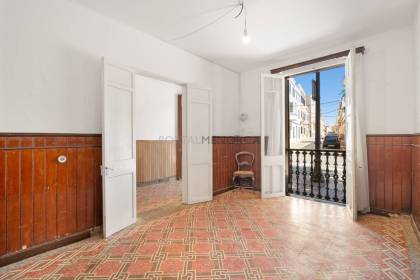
101,166,114,176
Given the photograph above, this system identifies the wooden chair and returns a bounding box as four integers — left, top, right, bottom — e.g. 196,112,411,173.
232,151,255,189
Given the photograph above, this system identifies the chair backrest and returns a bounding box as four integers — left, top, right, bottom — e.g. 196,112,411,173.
235,151,255,171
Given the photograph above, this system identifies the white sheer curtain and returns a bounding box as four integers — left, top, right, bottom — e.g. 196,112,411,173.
266,91,281,155
354,53,370,213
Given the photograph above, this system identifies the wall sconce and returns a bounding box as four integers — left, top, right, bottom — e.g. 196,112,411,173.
239,113,248,122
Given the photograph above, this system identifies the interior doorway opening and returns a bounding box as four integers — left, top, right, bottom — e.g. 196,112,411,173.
102,60,214,237
134,75,184,222
286,65,347,205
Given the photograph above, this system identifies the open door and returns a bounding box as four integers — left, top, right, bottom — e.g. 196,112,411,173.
184,85,213,204
102,59,137,237
260,73,286,198
345,50,357,220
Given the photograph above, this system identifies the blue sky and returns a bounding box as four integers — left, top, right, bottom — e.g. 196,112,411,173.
293,66,345,126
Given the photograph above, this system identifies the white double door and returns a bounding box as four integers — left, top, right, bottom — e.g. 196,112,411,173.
102,60,213,237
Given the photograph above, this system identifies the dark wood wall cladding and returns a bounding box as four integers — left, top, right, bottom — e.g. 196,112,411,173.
136,140,177,184
367,135,412,213
412,136,420,231
0,134,102,258
212,136,260,194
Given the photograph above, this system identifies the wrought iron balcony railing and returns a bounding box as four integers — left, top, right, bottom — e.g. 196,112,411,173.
287,148,346,205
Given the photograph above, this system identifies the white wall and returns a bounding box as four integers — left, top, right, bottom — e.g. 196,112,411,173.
0,0,240,136
135,75,182,140
415,3,420,133
240,25,417,136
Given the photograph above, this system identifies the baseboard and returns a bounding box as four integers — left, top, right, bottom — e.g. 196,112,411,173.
0,230,92,267
213,186,236,196
137,176,177,187
371,208,411,216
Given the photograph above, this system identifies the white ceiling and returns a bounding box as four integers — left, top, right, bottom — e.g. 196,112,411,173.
70,0,418,72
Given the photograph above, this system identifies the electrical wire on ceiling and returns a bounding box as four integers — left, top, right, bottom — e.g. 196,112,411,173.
168,0,250,44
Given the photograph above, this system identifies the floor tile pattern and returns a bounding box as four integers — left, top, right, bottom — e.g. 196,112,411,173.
0,190,418,279
137,180,182,219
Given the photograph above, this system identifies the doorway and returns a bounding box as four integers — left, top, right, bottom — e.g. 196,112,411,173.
134,75,184,222
102,60,214,237
286,65,347,204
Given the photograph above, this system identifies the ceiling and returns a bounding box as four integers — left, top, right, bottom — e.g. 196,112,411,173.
70,0,418,72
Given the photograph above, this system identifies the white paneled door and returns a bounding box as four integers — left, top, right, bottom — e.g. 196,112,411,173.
184,85,213,204
102,59,137,237
260,74,286,198
345,50,357,221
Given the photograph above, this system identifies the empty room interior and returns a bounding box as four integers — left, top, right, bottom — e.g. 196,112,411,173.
135,75,184,222
0,0,420,279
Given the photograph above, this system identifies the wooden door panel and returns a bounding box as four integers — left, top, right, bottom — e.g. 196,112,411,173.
86,148,95,229
6,150,21,252
66,148,77,235
21,149,34,249
412,137,420,229
384,138,393,210
401,137,412,212
0,134,102,261
367,135,412,213
56,149,68,237
391,137,402,211
93,148,102,227
33,149,46,245
0,148,6,255
76,148,88,231
46,149,58,241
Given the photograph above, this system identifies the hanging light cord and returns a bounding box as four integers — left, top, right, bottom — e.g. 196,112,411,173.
234,0,244,18
243,2,248,32
169,1,245,42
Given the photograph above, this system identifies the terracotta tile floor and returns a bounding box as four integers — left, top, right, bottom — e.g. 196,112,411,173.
1,190,419,279
137,180,183,222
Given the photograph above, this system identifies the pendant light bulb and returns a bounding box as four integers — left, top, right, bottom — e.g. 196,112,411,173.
242,27,251,44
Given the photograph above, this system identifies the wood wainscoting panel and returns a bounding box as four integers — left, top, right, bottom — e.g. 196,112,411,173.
0,134,102,261
33,147,47,245
136,140,177,184
212,137,261,194
239,137,261,190
0,144,5,255
412,136,420,231
367,135,412,213
213,137,238,193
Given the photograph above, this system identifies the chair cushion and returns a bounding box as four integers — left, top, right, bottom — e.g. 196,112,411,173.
233,170,255,178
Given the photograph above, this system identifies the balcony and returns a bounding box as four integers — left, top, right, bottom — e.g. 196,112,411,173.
287,148,346,204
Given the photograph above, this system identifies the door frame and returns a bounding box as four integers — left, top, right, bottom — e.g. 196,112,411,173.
133,72,187,203
102,59,204,223
176,94,182,180
279,56,350,202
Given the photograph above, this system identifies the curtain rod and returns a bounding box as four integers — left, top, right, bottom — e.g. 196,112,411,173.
270,46,365,74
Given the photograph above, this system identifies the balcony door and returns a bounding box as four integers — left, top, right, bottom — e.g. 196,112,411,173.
345,50,357,221
260,73,286,198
